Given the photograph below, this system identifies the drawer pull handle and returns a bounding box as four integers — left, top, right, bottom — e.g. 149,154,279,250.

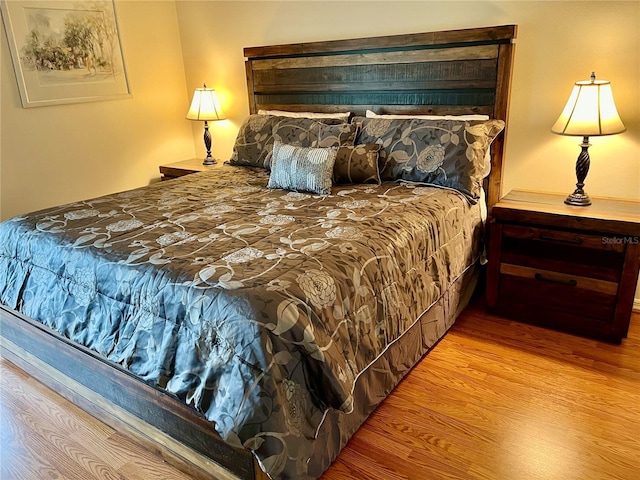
534,273,577,287
538,234,583,245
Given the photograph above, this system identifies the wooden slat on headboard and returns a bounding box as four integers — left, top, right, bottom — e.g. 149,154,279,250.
244,24,517,210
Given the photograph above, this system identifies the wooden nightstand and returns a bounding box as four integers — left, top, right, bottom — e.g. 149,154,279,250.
486,190,640,343
159,158,224,180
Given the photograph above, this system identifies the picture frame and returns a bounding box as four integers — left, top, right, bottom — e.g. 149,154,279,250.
1,0,130,108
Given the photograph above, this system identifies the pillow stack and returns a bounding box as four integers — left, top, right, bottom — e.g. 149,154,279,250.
229,111,504,200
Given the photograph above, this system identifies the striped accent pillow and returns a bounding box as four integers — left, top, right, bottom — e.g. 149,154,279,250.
267,141,337,195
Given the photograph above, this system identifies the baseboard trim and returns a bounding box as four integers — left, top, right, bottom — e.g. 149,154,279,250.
634,298,640,313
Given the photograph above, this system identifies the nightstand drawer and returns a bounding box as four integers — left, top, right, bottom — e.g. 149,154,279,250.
490,300,620,341
498,265,617,322
501,225,625,282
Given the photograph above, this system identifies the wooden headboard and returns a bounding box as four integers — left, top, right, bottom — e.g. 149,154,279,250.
244,25,517,210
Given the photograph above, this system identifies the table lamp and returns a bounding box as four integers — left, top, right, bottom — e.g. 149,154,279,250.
187,84,226,165
551,72,626,206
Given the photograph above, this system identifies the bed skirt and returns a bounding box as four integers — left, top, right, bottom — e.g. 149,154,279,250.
307,261,479,477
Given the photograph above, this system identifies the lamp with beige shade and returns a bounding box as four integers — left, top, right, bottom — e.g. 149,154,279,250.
551,72,626,206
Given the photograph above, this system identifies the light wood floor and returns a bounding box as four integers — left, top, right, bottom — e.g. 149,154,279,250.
2,299,639,480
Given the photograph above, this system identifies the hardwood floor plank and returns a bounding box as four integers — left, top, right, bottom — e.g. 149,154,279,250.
1,396,70,480
3,361,116,439
2,359,131,479
0,356,193,480
1,298,639,480
110,432,193,480
324,300,640,480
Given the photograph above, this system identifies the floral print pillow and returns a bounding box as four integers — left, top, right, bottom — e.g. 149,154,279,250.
230,114,357,169
333,143,381,185
354,117,505,202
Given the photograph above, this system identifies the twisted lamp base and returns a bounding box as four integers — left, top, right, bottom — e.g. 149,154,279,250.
565,136,592,206
202,120,217,166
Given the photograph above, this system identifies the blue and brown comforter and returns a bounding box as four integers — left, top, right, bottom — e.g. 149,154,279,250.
0,165,482,478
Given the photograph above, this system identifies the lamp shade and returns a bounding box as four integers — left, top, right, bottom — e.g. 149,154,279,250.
186,85,226,121
551,73,625,137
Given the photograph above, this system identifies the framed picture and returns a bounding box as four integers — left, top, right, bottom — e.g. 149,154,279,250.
1,0,130,108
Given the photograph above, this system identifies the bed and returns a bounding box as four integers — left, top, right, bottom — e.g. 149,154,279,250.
0,25,516,480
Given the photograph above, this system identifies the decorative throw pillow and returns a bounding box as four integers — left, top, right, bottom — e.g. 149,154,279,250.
230,115,357,169
354,117,505,202
267,141,337,195
333,144,381,185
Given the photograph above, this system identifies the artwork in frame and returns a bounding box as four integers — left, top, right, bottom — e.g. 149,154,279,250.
1,0,130,108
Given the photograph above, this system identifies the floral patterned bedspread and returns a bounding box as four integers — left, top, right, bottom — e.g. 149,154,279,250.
0,165,482,479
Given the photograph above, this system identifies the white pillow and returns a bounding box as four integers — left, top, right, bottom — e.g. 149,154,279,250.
365,109,489,121
258,109,350,121
364,110,493,177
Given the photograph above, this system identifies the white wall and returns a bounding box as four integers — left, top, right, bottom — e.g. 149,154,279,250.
1,0,196,220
